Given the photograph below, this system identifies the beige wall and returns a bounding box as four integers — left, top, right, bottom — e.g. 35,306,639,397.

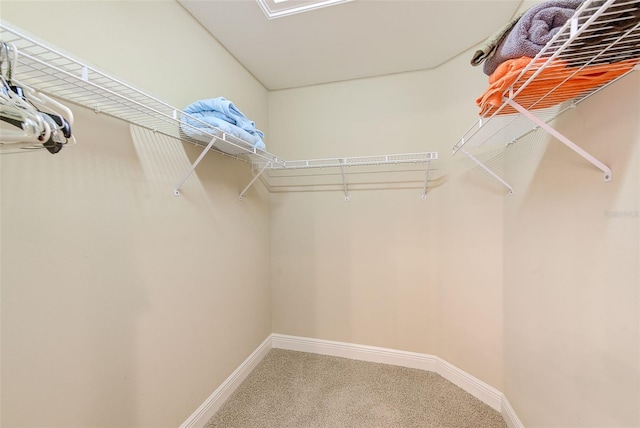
1,2,271,427
268,50,505,390
503,73,640,426
2,1,638,427
268,12,639,424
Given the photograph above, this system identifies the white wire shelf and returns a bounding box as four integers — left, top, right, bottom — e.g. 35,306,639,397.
248,152,437,201
0,22,281,166
254,152,438,170
0,21,437,199
454,0,640,193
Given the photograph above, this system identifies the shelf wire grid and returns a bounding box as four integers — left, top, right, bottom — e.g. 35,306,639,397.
254,152,438,170
1,22,436,174
0,22,283,165
454,0,640,154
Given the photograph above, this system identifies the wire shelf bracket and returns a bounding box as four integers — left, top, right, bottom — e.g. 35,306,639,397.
421,160,431,199
339,161,350,202
460,147,514,194
239,160,272,200
174,136,218,196
506,98,612,182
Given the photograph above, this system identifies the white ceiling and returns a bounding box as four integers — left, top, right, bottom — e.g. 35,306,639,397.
179,0,523,90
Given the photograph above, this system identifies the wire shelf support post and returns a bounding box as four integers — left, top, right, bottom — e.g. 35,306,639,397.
505,98,612,181
460,148,514,194
421,160,431,199
239,160,272,200
173,135,219,196
339,159,349,202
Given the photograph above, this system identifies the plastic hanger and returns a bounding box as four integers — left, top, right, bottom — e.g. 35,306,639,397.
0,42,77,153
14,78,74,136
0,77,51,144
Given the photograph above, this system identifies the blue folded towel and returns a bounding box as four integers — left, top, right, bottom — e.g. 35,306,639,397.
181,112,266,151
190,97,257,133
483,0,583,75
181,97,266,151
197,109,265,139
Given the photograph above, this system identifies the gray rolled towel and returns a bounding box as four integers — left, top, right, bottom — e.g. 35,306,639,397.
470,10,526,66
483,0,583,75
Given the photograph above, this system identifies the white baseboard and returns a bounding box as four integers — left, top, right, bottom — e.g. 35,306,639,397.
271,333,438,371
435,356,503,412
183,333,524,427
271,333,503,412
502,395,525,428
179,335,272,428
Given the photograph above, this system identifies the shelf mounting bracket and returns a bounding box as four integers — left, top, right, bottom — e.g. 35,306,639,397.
340,160,349,201
421,160,431,199
504,98,612,182
239,161,272,200
174,135,219,196
460,148,514,194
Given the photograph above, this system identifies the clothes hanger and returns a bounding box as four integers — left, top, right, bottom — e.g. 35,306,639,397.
0,76,51,144
20,85,77,153
0,42,75,153
14,79,74,136
4,42,76,150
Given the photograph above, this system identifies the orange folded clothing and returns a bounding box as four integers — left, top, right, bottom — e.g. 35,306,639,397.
476,56,639,116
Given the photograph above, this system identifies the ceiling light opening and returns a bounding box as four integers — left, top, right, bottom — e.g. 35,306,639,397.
256,0,352,19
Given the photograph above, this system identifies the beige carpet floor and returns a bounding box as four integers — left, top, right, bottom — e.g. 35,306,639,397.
205,349,507,428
